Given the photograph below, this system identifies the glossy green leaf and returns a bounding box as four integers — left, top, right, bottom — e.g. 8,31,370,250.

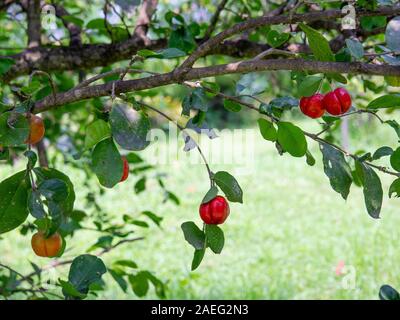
367,94,400,109
345,39,364,59
213,171,243,203
390,147,400,171
110,105,151,151
0,171,30,234
319,142,352,200
201,186,219,204
299,23,335,62
258,118,277,142
67,254,107,297
191,248,205,271
91,138,123,188
0,112,29,147
205,224,224,254
277,122,307,157
297,75,323,97
85,120,111,150
223,100,242,112
360,163,383,219
129,272,149,297
181,221,205,250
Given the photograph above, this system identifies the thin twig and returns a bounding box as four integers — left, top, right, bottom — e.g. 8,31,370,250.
203,0,229,41
126,98,214,186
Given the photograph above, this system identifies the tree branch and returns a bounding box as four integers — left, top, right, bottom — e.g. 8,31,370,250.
133,0,157,45
2,5,396,81
52,2,82,47
178,5,400,70
26,0,41,48
203,0,229,41
33,58,400,113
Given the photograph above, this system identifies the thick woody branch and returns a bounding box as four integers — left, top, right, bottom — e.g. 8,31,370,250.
33,59,400,113
179,5,400,69
2,5,397,81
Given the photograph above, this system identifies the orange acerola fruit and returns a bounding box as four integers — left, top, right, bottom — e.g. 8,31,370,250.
26,115,45,145
31,231,63,258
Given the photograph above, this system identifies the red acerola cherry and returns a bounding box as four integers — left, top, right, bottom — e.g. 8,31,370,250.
120,156,129,182
322,88,352,116
299,94,325,119
199,195,230,225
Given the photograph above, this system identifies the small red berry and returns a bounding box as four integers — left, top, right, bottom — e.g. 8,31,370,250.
322,88,352,115
199,195,230,225
334,88,352,113
120,156,129,182
299,94,325,118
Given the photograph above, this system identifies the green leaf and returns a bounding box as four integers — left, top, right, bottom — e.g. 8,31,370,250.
386,120,400,139
297,75,323,97
389,178,400,198
360,16,386,32
108,269,128,293
266,30,290,48
205,224,224,254
213,171,243,203
67,254,107,296
128,272,149,297
390,147,400,171
86,18,106,30
113,260,138,269
181,221,205,250
85,120,111,150
0,171,30,234
61,15,84,28
360,163,383,219
306,150,316,166
91,138,123,188
258,118,277,142
299,23,335,62
345,39,364,59
386,17,400,51
202,186,219,204
38,179,69,202
141,271,166,299
319,142,352,200
0,57,15,75
367,94,400,109
142,211,163,227
0,112,29,147
372,146,393,160
24,150,37,170
277,122,307,157
191,248,205,271
110,105,151,151
386,76,400,87
260,97,298,118
223,100,242,112
59,279,87,299
134,177,146,194
379,284,400,300
27,189,46,219
33,168,75,215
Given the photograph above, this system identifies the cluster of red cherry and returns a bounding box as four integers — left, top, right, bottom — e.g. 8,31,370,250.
299,87,352,118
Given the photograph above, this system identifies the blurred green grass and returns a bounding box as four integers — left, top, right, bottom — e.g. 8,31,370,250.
1,117,400,300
